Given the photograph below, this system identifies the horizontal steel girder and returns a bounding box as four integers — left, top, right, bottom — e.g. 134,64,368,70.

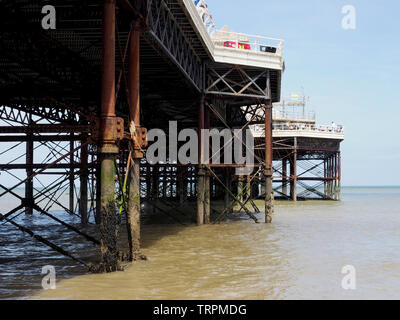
0,125,91,134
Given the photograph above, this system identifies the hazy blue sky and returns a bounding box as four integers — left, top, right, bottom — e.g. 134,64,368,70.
1,1,398,188
209,0,400,186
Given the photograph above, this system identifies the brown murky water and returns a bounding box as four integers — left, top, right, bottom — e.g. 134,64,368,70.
1,188,400,300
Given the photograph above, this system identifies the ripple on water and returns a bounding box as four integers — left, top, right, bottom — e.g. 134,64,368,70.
1,188,400,299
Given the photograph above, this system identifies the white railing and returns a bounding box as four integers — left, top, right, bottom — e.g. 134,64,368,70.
251,123,345,137
212,31,284,56
192,0,284,57
273,123,345,134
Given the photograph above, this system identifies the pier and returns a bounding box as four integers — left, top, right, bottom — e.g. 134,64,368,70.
251,101,344,201
0,0,341,272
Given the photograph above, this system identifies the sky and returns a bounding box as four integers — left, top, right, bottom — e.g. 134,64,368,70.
208,0,400,186
1,1,399,188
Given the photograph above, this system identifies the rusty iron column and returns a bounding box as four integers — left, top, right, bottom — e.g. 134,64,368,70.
264,102,273,223
290,137,297,201
327,156,330,198
204,103,211,224
25,119,34,215
328,155,332,199
98,0,120,271
79,136,89,224
204,172,210,224
334,152,338,200
197,170,205,225
330,155,334,199
69,133,74,215
326,156,330,198
197,94,206,225
330,156,334,198
282,158,288,197
332,155,336,199
338,151,342,201
324,157,327,197
126,23,143,261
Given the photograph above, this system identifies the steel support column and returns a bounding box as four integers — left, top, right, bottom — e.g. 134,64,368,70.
282,158,288,196
98,0,119,272
264,102,273,223
333,152,338,200
338,152,342,201
25,118,34,215
197,94,206,225
290,137,297,201
324,158,327,197
204,171,211,224
69,134,74,215
127,25,142,261
204,103,211,224
79,136,89,224
196,169,205,225
328,156,333,199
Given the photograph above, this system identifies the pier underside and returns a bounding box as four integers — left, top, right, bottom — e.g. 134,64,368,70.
270,137,342,201
0,0,284,271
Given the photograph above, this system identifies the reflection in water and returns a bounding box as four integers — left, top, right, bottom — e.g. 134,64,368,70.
1,187,400,300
